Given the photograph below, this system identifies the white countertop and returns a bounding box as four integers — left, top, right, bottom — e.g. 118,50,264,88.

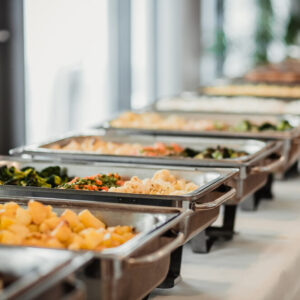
150,176,300,300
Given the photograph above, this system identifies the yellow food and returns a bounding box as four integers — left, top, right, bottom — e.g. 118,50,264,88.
0,200,136,251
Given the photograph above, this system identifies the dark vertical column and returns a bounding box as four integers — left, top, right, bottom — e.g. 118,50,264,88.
181,0,201,90
0,0,25,154
108,0,132,114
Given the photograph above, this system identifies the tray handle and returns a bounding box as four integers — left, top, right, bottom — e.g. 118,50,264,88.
251,155,285,174
127,232,184,266
127,210,192,265
194,187,236,210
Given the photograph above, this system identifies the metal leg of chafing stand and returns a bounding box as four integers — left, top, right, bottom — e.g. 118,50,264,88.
283,161,299,179
191,205,237,254
158,246,183,288
241,174,274,211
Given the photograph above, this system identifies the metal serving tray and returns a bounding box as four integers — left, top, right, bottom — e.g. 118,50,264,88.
0,196,191,300
10,130,283,203
104,111,300,174
0,155,237,208
0,246,91,300
152,93,300,115
0,155,237,244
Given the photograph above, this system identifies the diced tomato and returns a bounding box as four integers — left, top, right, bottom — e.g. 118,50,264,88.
101,186,109,191
171,143,183,152
143,146,155,151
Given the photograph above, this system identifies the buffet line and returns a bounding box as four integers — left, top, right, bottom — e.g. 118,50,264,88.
2,75,300,299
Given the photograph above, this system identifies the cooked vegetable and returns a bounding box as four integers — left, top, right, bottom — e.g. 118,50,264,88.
233,119,293,132
111,112,294,132
186,146,248,160
0,200,136,251
0,165,71,188
59,173,124,191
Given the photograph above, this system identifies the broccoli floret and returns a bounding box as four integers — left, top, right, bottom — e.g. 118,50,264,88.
276,120,293,131
258,122,276,131
0,166,13,181
235,120,253,132
182,148,199,158
46,175,62,187
39,166,61,178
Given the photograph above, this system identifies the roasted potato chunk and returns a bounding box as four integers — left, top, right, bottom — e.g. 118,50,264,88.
0,200,136,251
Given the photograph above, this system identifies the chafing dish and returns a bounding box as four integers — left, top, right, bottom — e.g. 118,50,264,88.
153,94,300,115
0,246,90,300
200,83,300,99
103,111,300,175
0,155,237,242
10,130,283,203
0,196,191,300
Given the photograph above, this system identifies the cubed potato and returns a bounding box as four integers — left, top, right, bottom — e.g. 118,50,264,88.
51,220,72,242
23,236,44,247
1,216,17,229
61,209,80,229
43,217,60,230
1,230,22,245
68,234,84,250
81,228,104,250
9,224,30,239
46,237,64,249
45,205,53,218
39,222,50,233
50,211,57,218
78,209,105,229
16,207,32,226
28,224,39,232
28,200,48,225
73,222,85,233
3,202,19,217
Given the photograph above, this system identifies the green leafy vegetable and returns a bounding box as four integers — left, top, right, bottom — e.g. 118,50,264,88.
0,165,71,188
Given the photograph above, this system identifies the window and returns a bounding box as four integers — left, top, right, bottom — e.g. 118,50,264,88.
24,0,109,143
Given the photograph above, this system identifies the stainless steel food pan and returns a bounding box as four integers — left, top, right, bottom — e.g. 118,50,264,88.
9,129,282,168
9,131,283,203
152,92,300,114
0,155,238,208
104,111,300,174
0,196,191,300
0,246,91,300
105,111,300,139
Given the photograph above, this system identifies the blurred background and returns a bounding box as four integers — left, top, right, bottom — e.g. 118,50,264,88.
0,0,299,152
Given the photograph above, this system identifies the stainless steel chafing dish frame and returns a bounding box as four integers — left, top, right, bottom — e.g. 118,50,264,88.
10,129,283,169
0,195,194,300
151,92,300,115
0,155,238,208
9,130,284,203
103,110,300,175
0,155,237,261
